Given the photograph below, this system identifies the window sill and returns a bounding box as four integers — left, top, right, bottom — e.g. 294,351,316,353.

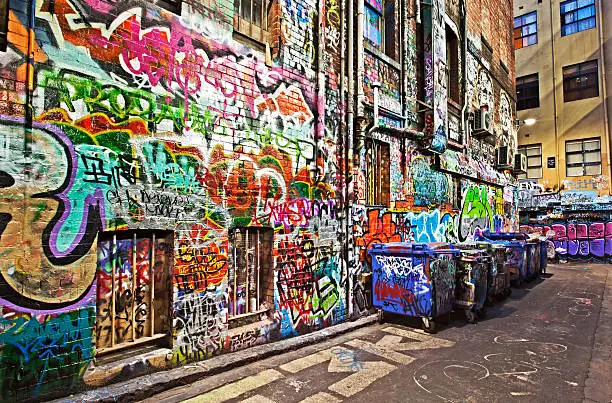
364,44,401,70
229,308,268,322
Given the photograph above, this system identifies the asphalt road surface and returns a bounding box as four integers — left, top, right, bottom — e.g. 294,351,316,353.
143,263,612,403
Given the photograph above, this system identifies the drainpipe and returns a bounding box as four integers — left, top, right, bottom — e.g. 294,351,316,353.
340,0,349,317
315,0,325,182
24,0,36,157
596,0,612,192
346,0,356,317
549,0,561,190
460,0,469,149
356,0,365,116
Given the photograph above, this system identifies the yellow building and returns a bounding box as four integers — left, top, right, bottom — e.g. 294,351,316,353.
514,0,612,197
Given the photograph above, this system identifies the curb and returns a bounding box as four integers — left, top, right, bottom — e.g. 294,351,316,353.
53,314,379,403
584,268,612,403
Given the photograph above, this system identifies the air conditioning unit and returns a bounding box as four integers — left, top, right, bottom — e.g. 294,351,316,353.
512,153,527,174
472,108,494,140
495,145,513,169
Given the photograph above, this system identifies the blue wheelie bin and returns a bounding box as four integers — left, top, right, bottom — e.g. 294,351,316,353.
454,246,488,323
369,242,460,333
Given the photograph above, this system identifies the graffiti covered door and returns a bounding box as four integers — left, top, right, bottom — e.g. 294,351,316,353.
96,231,173,353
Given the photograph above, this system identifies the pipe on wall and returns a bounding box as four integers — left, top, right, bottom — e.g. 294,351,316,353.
596,0,612,192
356,0,365,116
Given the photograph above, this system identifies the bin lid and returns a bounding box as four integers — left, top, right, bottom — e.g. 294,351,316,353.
368,242,435,256
428,242,461,255
459,249,480,261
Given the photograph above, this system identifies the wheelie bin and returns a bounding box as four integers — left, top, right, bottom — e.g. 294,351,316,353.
538,236,549,274
476,231,528,287
454,247,488,323
369,242,460,333
525,238,541,280
476,241,510,301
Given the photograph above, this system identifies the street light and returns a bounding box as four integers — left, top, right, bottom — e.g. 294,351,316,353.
513,118,536,131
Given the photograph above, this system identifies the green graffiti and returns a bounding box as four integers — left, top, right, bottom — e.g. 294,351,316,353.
459,185,494,241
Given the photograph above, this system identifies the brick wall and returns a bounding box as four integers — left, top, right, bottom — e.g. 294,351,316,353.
0,0,344,398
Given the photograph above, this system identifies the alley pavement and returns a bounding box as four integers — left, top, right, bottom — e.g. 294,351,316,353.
138,263,612,403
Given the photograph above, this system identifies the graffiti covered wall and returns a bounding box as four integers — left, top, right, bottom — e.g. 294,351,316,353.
0,0,347,397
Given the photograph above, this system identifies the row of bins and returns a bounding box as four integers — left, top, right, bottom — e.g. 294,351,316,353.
368,232,547,333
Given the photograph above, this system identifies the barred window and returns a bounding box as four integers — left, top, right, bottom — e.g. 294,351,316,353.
96,231,172,354
365,138,390,206
228,228,274,318
234,0,271,44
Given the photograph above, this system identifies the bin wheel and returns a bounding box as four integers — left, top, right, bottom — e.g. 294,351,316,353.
477,306,487,319
504,288,512,298
377,310,384,324
422,317,436,333
465,310,478,324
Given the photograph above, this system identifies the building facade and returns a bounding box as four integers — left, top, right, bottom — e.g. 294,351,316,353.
514,0,612,262
514,0,612,196
0,0,517,399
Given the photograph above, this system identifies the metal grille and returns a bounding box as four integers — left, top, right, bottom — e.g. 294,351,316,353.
96,232,172,354
229,228,273,317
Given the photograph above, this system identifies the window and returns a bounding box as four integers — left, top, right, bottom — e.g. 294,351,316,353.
364,0,398,60
234,0,271,44
514,11,537,49
516,74,540,110
563,60,599,102
446,25,460,103
452,177,461,209
228,228,274,318
96,231,172,354
153,0,181,14
566,138,601,176
365,138,390,205
517,144,543,179
561,0,596,36
0,0,6,51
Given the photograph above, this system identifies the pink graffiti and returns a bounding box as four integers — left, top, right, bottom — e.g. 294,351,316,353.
258,198,337,229
521,222,612,259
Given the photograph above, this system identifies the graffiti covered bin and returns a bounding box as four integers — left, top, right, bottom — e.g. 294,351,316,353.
525,237,541,280
368,242,459,333
475,241,511,301
454,245,488,323
477,231,528,287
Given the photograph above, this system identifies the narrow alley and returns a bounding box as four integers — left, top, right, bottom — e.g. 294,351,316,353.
64,263,612,402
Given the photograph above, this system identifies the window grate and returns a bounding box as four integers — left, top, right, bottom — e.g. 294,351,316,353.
228,228,273,317
365,138,390,206
96,231,172,354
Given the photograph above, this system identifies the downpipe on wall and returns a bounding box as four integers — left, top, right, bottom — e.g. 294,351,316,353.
24,0,36,159
356,0,365,117
596,0,612,187
346,0,355,316
460,0,469,147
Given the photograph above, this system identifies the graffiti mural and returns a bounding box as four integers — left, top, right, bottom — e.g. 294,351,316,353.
521,221,612,261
